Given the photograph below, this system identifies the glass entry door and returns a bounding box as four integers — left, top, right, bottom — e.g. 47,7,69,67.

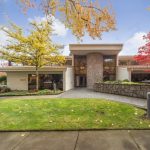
76,75,86,87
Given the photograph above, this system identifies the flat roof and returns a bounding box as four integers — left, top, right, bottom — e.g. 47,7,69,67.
65,56,73,59
69,44,123,55
0,66,69,72
127,65,150,70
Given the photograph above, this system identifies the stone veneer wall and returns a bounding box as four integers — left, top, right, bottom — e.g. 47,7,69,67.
94,83,150,99
87,53,103,89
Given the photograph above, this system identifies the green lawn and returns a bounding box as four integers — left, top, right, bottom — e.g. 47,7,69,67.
0,98,150,130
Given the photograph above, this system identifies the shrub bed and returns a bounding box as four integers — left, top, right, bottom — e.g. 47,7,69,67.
0,86,11,93
0,89,62,97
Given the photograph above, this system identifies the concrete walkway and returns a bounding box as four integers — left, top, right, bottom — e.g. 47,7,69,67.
0,130,150,150
0,88,147,109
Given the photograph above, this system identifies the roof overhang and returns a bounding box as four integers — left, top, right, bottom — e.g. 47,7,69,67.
0,66,68,72
118,55,134,60
70,44,123,55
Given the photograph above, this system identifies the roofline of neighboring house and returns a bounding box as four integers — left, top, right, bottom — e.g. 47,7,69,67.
0,66,70,72
120,65,150,71
118,55,135,57
127,65,150,69
118,55,135,59
65,56,73,59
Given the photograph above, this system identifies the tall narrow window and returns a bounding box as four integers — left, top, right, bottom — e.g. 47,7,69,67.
28,74,36,90
103,55,116,81
74,55,87,87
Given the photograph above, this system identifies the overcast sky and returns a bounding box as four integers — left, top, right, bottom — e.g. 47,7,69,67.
0,0,150,56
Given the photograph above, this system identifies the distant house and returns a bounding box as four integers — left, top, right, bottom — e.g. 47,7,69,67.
118,55,150,82
0,44,149,91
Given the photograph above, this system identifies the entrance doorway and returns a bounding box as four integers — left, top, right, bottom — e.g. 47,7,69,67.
75,75,86,87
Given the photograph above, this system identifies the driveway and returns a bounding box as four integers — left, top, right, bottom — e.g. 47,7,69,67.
60,88,147,109
0,130,150,150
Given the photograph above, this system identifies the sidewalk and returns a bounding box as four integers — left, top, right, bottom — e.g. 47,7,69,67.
0,130,149,150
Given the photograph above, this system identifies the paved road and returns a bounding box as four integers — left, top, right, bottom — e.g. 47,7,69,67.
0,130,150,150
0,88,147,109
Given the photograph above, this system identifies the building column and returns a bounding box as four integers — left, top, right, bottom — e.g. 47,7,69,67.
128,69,132,81
87,53,103,89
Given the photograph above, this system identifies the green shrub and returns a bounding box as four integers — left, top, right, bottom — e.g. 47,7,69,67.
37,89,62,95
123,79,129,82
98,80,146,85
104,80,122,84
0,86,11,93
0,89,62,96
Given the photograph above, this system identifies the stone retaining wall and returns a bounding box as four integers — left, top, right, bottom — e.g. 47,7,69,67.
94,83,150,99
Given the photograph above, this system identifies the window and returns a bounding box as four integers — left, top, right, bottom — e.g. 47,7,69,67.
28,74,63,90
28,74,36,90
103,55,116,81
119,60,128,66
65,59,72,66
74,55,87,75
39,74,63,90
74,55,87,87
130,60,139,65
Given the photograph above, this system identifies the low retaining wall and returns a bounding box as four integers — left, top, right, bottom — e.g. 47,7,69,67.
94,83,150,99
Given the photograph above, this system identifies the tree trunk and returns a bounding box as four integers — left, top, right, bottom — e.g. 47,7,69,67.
36,68,39,91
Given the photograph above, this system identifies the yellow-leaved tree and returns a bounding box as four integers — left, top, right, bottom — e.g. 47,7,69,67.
0,20,66,90
18,0,116,39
